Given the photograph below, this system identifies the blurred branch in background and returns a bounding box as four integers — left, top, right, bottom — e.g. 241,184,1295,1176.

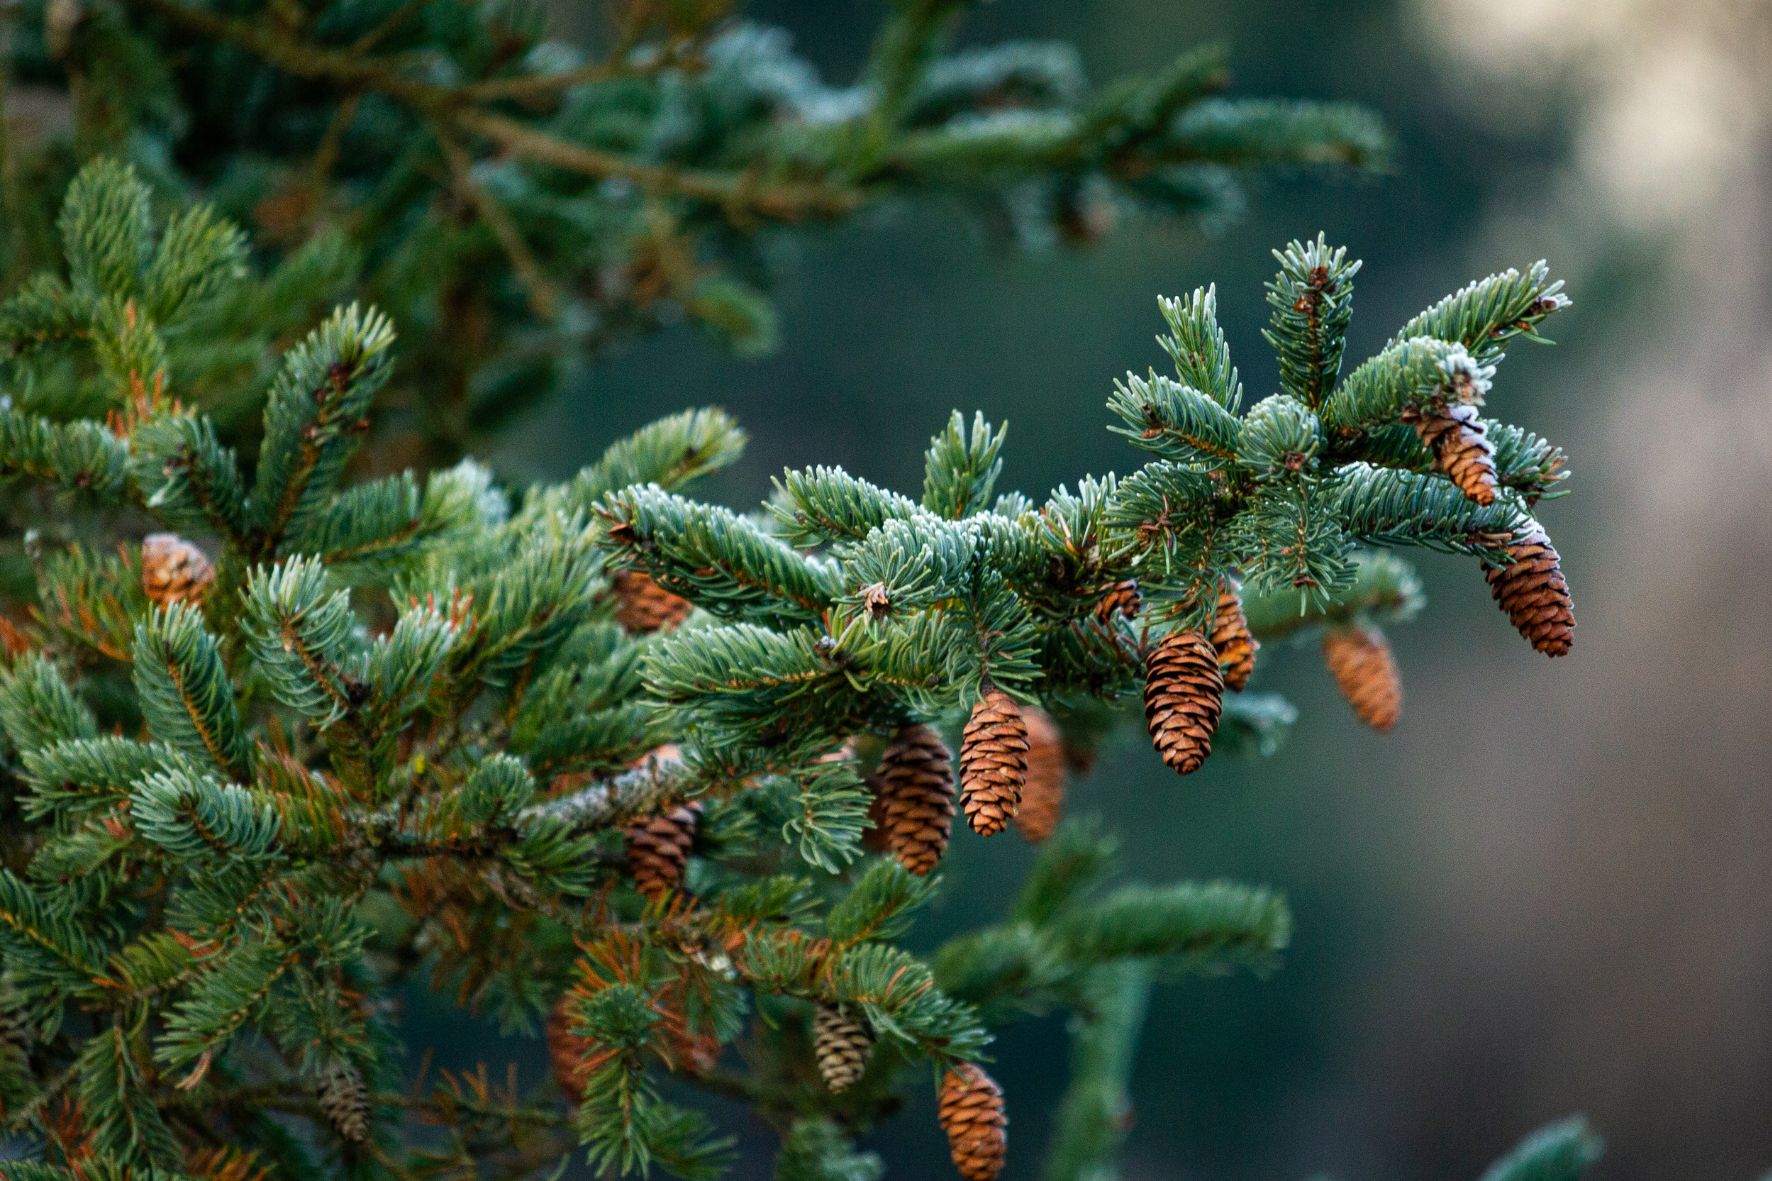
0,0,1386,469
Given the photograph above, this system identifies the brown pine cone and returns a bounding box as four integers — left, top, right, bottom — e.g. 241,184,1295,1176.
625,801,702,899
1210,581,1258,692
1093,579,1141,623
546,995,594,1102
1322,625,1402,732
871,723,955,875
812,1004,872,1093
317,1064,369,1144
1484,524,1575,656
1014,706,1067,844
140,533,215,608
611,569,692,633
1143,629,1223,776
1412,403,1498,506
938,1063,1007,1181
959,690,1028,837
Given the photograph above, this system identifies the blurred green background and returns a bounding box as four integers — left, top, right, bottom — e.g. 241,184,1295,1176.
490,1,1772,1177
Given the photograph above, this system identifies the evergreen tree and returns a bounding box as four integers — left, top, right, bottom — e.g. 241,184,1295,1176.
0,5,1599,1179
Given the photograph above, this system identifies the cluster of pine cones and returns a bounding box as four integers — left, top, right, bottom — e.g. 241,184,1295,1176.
578,540,1574,1180
868,687,1072,877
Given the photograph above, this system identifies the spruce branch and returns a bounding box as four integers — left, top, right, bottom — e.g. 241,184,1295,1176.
0,156,1598,1180
131,603,252,780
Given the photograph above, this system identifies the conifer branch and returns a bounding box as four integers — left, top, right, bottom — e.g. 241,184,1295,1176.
0,115,1596,1181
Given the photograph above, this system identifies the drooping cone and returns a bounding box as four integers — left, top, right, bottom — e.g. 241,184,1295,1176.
938,1063,1007,1181
317,1064,369,1144
547,995,594,1102
1210,581,1258,692
871,724,955,875
812,1004,872,1093
140,533,215,608
1014,707,1067,844
1484,524,1575,656
625,801,702,899
1143,629,1223,776
959,690,1027,837
1322,625,1402,732
611,569,692,633
1412,403,1498,506
1094,579,1141,623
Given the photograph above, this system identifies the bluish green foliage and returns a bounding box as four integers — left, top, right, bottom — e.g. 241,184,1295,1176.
0,143,1594,1181
0,0,1389,468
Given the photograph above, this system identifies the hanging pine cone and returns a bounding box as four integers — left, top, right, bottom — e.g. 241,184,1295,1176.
625,801,702,899
1014,706,1067,844
812,1004,872,1093
959,690,1028,837
611,569,692,633
938,1063,1007,1181
1411,403,1498,506
1322,625,1402,732
1093,578,1141,623
140,533,214,608
1484,524,1575,656
1143,629,1223,776
546,995,594,1102
871,723,955,875
317,1064,369,1144
1210,581,1258,691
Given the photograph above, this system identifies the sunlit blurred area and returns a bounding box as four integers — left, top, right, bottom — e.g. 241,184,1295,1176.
504,1,1772,1177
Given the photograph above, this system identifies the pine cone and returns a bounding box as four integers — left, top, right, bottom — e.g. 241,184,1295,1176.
1014,706,1067,844
140,533,215,608
812,1004,872,1093
317,1064,369,1144
1412,403,1497,506
611,569,692,633
1322,625,1402,732
547,995,594,1102
1210,581,1258,692
938,1063,1007,1181
870,723,955,875
1093,579,1141,623
959,690,1028,837
1143,629,1223,776
1484,524,1575,656
625,801,702,899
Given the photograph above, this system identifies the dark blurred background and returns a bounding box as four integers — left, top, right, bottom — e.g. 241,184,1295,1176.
495,1,1772,1177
